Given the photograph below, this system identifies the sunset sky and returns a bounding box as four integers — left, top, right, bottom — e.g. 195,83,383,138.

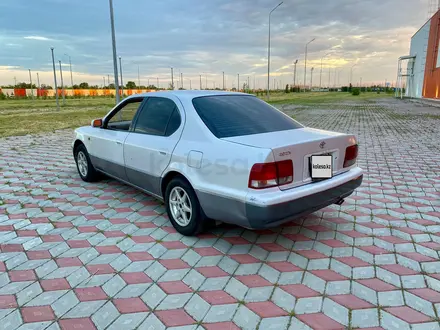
0,0,430,88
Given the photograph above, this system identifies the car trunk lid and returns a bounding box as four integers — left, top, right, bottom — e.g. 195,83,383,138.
222,128,356,190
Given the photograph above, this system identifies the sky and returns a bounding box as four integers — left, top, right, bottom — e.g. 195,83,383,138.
0,0,430,89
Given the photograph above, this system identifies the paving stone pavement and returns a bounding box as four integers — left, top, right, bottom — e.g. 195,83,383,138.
0,98,439,330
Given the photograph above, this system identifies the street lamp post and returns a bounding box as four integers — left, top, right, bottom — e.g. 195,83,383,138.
267,1,283,100
200,75,202,90
328,66,331,90
118,56,124,97
36,72,40,98
350,63,357,85
181,73,183,89
337,68,344,87
50,47,59,110
293,59,298,90
320,53,331,91
64,53,73,87
310,67,314,90
108,0,120,103
222,71,225,90
28,69,34,99
304,38,316,92
171,67,174,90
59,60,65,105
238,73,240,92
138,66,140,87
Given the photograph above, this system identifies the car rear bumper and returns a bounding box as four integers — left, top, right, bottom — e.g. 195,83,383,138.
196,167,363,230
245,172,363,229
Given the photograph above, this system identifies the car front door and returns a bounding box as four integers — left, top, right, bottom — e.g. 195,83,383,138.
88,97,145,181
123,96,184,197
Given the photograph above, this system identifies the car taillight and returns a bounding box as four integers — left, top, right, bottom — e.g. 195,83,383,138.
248,160,293,189
344,144,358,168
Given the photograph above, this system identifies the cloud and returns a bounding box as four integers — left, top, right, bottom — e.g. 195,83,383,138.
0,0,429,86
23,36,52,41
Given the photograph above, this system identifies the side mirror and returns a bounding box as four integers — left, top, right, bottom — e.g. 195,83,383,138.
91,118,103,128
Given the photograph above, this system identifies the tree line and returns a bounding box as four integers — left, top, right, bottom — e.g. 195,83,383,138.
0,81,162,90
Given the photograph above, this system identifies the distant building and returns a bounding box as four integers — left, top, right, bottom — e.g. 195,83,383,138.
400,9,440,99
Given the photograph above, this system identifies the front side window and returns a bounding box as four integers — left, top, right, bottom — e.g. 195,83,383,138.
106,99,143,131
192,95,303,138
134,97,181,136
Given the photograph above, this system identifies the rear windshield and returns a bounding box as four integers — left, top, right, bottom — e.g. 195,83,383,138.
192,95,303,138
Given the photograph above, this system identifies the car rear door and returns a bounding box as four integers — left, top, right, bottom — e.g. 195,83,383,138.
123,95,184,196
89,97,145,181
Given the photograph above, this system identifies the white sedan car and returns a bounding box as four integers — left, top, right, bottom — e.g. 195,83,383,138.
73,91,363,236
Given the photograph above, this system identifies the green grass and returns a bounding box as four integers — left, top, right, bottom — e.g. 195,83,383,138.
0,92,392,138
0,98,115,137
262,91,393,105
0,97,115,112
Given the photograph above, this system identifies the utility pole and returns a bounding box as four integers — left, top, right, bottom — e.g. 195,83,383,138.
50,48,59,110
181,72,183,89
157,77,159,89
222,71,225,90
205,73,207,90
238,73,240,92
59,60,65,105
103,77,106,88
108,0,120,103
247,76,250,91
119,56,124,97
138,66,140,87
14,76,17,88
28,69,34,99
108,74,110,86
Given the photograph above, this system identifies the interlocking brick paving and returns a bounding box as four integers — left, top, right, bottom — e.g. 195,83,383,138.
0,98,439,329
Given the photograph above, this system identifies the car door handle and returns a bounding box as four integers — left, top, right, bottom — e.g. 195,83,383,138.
116,141,122,145
159,151,167,155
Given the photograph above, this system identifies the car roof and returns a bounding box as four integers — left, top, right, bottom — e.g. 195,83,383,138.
125,90,253,102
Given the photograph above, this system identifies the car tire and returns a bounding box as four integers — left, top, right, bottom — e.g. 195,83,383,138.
165,177,210,236
74,144,100,182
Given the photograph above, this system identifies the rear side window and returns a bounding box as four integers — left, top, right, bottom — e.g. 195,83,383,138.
134,97,181,136
192,95,303,138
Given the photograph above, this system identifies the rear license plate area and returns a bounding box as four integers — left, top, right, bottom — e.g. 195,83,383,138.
309,154,333,181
